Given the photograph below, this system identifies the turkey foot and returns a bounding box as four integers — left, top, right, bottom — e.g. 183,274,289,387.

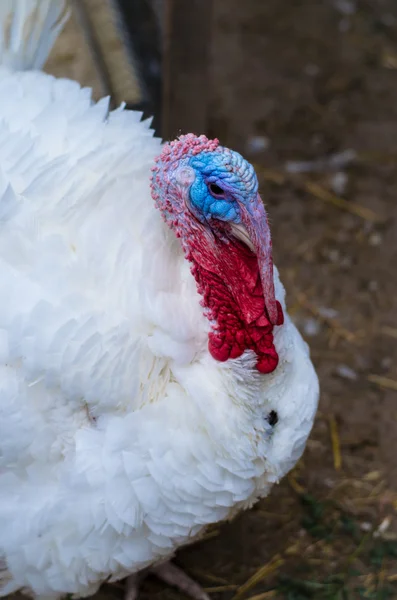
125,561,210,600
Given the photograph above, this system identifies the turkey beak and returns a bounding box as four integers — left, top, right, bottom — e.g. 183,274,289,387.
234,194,279,325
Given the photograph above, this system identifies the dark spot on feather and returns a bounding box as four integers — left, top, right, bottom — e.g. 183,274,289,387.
267,410,278,426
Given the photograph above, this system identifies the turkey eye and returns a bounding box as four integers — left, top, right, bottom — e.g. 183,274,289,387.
208,183,225,198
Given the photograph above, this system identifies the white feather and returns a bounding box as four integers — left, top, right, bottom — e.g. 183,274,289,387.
0,0,68,71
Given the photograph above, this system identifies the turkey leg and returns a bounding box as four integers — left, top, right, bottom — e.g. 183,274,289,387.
124,561,210,600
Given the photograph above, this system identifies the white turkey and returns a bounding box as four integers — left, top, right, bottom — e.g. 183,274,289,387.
0,2,319,599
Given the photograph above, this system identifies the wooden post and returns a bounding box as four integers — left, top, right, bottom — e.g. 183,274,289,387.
113,0,163,132
162,0,214,140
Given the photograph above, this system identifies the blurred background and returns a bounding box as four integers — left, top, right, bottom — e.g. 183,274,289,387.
44,0,397,598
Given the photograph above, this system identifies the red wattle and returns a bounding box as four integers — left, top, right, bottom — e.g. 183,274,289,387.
187,232,284,374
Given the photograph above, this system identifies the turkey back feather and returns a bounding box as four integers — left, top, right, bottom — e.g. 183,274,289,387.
0,1,69,594
0,0,68,71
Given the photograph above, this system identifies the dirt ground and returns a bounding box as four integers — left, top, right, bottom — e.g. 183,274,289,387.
24,0,397,598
